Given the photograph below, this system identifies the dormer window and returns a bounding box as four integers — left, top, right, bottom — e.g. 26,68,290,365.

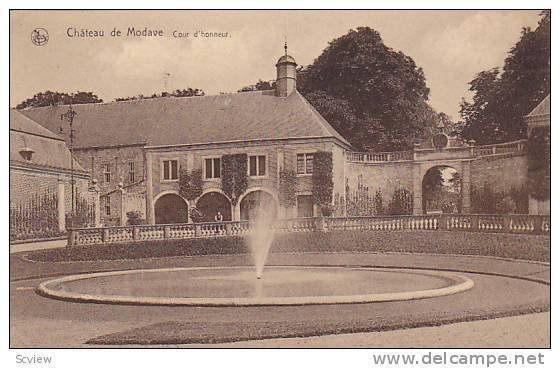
19,147,35,161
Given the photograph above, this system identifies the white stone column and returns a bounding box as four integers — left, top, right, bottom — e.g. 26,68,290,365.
146,151,155,224
57,179,66,232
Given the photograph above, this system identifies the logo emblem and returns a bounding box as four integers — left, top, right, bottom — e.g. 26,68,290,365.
31,28,49,46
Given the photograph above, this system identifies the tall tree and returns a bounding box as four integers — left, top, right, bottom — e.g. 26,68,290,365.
16,91,103,109
298,27,439,151
459,11,550,144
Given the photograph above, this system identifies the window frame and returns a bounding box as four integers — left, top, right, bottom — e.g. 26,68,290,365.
296,152,315,176
160,158,180,182
128,161,135,183
203,155,222,181
247,154,268,178
103,162,111,183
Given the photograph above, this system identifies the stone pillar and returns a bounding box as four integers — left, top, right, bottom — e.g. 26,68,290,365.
412,164,422,214
461,161,472,214
233,202,241,221
119,183,127,226
57,179,66,232
146,151,155,225
89,179,101,227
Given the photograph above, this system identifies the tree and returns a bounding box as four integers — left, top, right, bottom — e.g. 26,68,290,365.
298,27,439,151
115,88,205,101
16,91,103,109
238,79,276,93
459,11,550,144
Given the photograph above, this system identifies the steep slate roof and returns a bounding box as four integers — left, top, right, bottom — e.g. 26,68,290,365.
526,94,550,118
20,90,351,149
10,110,88,173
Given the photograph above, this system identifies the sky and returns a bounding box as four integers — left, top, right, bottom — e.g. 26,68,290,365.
10,10,542,120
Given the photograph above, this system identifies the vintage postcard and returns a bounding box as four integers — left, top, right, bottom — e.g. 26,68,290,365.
8,9,550,357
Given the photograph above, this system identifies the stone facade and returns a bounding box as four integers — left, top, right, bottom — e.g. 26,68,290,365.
145,138,346,224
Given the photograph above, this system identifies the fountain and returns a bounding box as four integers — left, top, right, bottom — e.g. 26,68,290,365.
246,202,276,280
36,201,475,306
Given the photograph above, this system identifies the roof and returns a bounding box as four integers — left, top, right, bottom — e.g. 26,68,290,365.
20,90,351,149
526,94,550,117
276,55,297,65
10,110,88,173
10,109,64,141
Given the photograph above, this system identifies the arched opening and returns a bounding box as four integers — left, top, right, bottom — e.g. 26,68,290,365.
422,166,462,214
196,192,232,222
154,193,188,224
240,190,277,221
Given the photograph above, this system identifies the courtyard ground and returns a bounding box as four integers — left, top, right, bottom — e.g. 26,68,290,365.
10,250,549,348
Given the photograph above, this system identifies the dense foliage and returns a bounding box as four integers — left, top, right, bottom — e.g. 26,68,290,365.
386,188,413,215
126,211,146,225
16,91,103,109
459,11,550,144
115,88,205,101
178,168,203,201
278,170,297,208
221,154,248,205
470,182,528,214
298,27,440,151
527,127,551,201
311,151,334,215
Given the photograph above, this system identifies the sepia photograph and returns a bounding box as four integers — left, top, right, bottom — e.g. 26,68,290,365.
8,8,550,354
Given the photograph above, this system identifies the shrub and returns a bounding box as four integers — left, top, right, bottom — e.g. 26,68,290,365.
312,151,333,210
126,211,146,225
278,170,297,208
387,187,413,215
178,168,203,201
221,154,248,205
189,207,205,223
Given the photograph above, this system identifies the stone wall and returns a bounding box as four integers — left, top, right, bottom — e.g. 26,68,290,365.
470,154,528,193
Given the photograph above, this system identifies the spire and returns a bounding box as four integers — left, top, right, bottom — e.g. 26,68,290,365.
284,35,288,56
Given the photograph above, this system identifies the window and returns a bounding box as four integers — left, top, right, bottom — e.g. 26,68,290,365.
103,163,111,183
128,162,135,183
296,153,314,174
205,157,221,179
249,155,266,177
162,160,178,181
103,197,111,216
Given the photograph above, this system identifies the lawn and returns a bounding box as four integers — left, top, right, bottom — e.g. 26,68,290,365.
26,230,550,263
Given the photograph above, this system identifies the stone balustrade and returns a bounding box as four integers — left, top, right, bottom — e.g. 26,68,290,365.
68,214,550,246
347,139,527,164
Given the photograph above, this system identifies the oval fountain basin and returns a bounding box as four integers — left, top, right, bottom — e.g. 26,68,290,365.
37,266,474,306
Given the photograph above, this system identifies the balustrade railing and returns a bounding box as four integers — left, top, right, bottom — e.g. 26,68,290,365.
68,214,550,246
347,140,527,164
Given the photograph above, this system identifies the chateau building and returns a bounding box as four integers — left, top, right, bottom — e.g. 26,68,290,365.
20,52,351,225
18,51,540,226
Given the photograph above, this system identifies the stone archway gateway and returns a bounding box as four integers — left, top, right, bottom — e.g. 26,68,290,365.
154,193,188,224
240,190,277,221
196,191,232,222
422,166,462,214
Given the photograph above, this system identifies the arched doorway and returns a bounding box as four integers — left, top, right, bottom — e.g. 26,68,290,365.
240,190,277,221
154,193,188,224
422,166,462,214
196,192,232,222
